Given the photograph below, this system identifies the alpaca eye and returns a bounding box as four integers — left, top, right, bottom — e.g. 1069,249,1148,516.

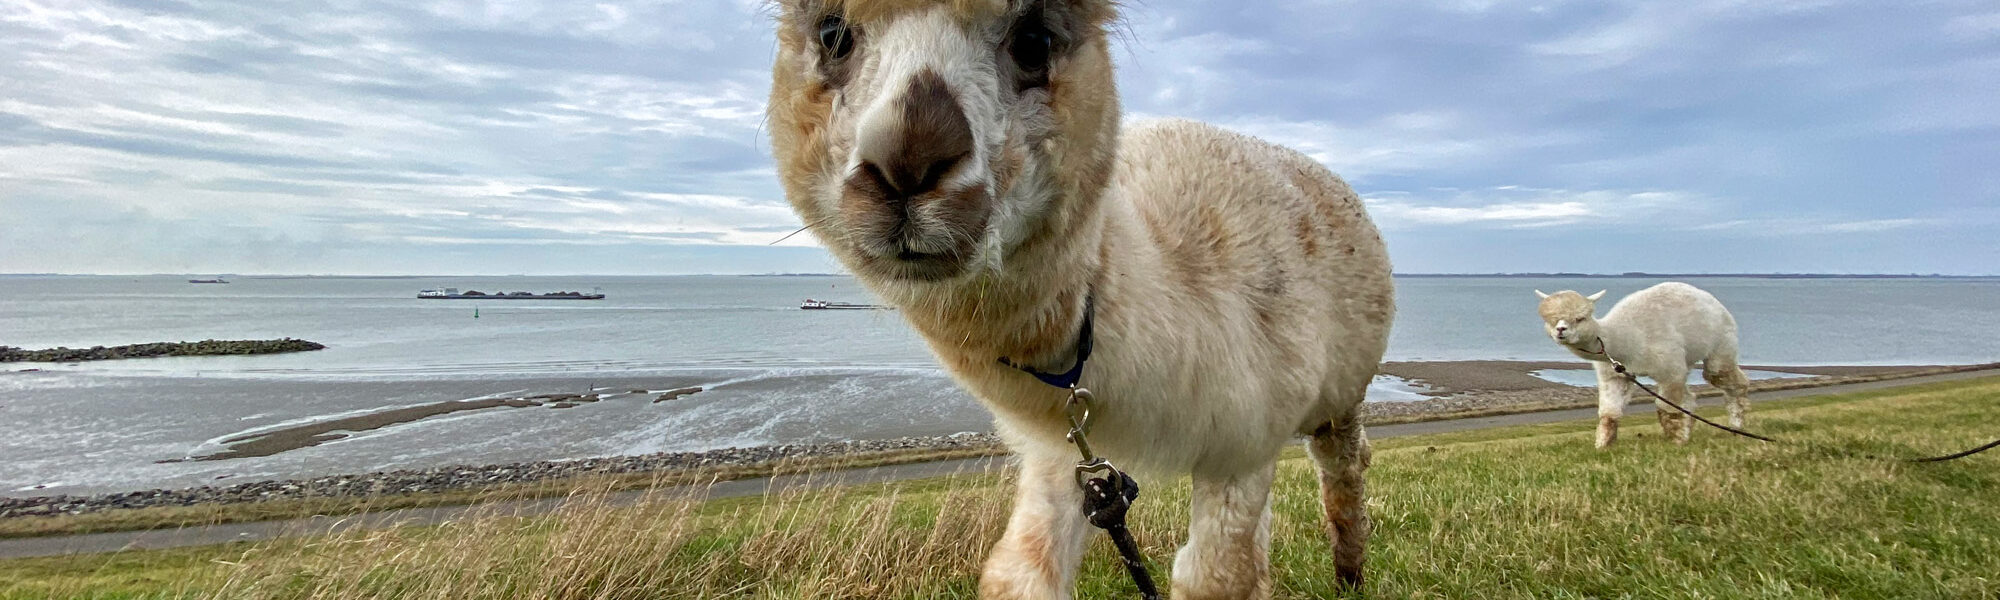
1009,20,1053,76
817,15,854,59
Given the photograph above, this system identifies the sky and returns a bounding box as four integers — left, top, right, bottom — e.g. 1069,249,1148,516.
2,0,1996,276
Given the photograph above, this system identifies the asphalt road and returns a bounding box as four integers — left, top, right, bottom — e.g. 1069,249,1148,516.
3,369,1992,560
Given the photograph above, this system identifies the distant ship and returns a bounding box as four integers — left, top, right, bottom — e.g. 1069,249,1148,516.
800,298,890,310
418,287,605,300
188,278,229,284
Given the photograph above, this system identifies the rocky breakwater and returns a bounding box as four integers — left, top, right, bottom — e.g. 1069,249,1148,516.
0,338,325,362
1,433,1004,518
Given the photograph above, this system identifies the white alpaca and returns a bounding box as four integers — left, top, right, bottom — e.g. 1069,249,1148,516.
1535,283,1752,448
765,1,1394,597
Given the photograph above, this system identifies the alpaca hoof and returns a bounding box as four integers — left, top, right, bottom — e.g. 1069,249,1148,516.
1336,566,1364,590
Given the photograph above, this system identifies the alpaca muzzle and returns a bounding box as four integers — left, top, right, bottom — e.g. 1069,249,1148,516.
840,68,990,281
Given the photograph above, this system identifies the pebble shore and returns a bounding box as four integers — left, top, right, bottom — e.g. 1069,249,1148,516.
0,433,1001,519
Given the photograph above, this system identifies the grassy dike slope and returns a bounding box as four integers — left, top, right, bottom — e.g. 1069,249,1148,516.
6,377,1997,599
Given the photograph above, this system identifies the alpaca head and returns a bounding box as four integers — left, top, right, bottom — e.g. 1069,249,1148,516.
766,0,1121,285
1535,289,1606,346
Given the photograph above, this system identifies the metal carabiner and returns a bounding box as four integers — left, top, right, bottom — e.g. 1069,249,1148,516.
1074,457,1121,492
1063,388,1097,462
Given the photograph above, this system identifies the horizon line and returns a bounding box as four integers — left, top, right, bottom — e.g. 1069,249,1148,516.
2,272,1994,278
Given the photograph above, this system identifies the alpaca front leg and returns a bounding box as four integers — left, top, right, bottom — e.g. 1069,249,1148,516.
981,454,1090,600
1595,366,1632,449
1727,387,1749,429
1174,463,1277,600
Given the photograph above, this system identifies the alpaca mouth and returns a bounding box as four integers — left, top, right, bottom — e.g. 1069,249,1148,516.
869,245,964,281
896,247,942,262
840,185,989,283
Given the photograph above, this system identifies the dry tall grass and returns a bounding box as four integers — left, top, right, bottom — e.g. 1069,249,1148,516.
196,469,1018,600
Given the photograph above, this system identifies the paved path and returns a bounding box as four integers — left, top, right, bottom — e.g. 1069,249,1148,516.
4,370,1992,560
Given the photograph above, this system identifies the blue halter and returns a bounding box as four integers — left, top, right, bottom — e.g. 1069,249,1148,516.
998,292,1094,389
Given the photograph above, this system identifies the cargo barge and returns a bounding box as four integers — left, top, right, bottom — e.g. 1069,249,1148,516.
418,288,604,300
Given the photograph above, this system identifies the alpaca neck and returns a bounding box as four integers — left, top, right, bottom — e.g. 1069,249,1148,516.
1585,317,1638,363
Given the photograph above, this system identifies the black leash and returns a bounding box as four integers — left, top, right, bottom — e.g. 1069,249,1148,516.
1000,292,1160,600
1588,338,1998,463
1083,471,1159,599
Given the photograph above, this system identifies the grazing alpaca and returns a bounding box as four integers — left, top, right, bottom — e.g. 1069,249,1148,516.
1536,283,1752,448
764,1,1395,596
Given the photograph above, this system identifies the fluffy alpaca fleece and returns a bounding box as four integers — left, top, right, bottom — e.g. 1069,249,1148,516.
765,1,1395,597
1536,282,1752,448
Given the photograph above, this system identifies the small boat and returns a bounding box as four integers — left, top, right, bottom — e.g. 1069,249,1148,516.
418,287,605,300
801,298,890,310
188,278,229,284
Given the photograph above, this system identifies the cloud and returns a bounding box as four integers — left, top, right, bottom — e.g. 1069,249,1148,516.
1364,188,1697,229
1183,113,1592,182
0,0,1994,274
1692,217,1945,235
1944,12,2000,41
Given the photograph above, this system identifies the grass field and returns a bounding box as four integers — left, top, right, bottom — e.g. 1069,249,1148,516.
5,376,1997,599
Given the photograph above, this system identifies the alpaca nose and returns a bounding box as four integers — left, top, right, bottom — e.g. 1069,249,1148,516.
1556,326,1568,334
855,69,973,200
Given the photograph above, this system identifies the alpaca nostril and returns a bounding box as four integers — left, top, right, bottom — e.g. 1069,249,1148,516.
860,152,965,200
855,68,974,200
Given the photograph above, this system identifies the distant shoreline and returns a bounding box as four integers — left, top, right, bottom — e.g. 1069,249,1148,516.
1394,273,1994,279
2,272,1994,279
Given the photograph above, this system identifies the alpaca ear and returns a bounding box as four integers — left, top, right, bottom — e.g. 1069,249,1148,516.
1534,289,1549,299
1586,290,1607,301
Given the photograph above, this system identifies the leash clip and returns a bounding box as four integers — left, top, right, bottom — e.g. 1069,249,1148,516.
1064,388,1096,460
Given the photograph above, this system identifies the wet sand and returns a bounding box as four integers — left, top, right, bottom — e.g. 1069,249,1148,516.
167,390,685,462
154,361,1994,464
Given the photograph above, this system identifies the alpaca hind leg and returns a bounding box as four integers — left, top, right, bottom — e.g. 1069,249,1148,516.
980,453,1091,600
1307,415,1371,589
1702,359,1752,429
1174,462,1277,600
